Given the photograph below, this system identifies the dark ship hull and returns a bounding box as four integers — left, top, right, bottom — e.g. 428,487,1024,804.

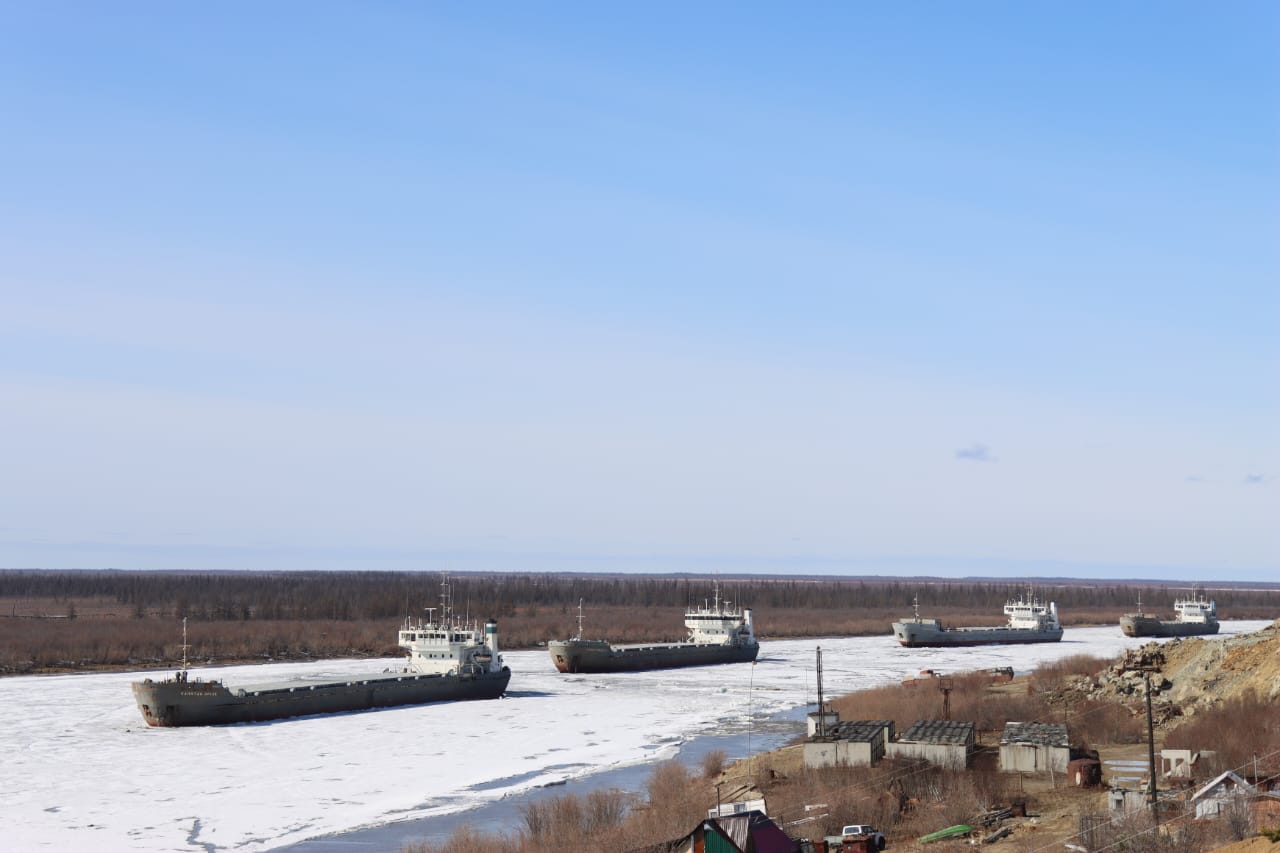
1119,615,1219,638
891,622,1063,648
547,639,759,673
132,666,510,727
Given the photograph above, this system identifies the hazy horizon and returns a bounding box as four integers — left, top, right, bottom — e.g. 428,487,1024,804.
2,551,1276,587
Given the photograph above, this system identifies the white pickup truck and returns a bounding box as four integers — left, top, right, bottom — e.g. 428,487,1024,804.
827,824,886,850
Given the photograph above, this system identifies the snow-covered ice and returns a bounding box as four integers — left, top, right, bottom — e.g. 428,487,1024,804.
2,621,1268,852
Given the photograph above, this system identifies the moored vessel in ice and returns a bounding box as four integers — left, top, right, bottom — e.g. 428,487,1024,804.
1119,591,1219,638
131,578,510,727
892,592,1063,648
547,585,759,673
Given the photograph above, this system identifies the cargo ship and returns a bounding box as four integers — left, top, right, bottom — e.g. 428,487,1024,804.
548,586,759,673
892,592,1063,647
132,583,510,727
1119,592,1219,638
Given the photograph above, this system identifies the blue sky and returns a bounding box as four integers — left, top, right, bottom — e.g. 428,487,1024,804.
1,3,1276,580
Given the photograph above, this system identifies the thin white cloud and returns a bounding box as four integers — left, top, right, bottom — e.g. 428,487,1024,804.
955,443,996,462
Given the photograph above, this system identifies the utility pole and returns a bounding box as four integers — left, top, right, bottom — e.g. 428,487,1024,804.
1144,672,1159,826
748,660,756,786
815,647,825,737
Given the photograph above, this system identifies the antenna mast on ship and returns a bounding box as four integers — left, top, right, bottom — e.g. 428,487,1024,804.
575,598,585,641
912,594,920,621
180,617,190,682
440,574,453,629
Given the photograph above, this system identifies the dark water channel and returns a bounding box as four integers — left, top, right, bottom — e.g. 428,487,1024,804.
274,707,807,851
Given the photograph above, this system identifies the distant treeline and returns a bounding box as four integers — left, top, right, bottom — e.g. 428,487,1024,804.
3,570,1279,674
2,569,1278,623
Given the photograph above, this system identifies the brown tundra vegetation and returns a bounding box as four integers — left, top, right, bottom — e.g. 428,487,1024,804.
1,569,1278,674
402,647,1280,853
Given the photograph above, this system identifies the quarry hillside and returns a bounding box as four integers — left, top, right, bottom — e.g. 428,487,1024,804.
1059,619,1280,725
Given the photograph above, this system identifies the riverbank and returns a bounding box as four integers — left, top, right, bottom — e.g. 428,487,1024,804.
274,708,807,852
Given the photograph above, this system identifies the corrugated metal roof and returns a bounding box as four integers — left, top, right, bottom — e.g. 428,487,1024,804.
899,720,975,745
822,720,892,743
1001,722,1069,748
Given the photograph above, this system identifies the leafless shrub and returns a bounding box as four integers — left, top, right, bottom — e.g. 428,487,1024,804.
700,749,727,778
644,760,703,835
1165,689,1280,777
1223,795,1255,842
1030,654,1113,692
401,823,498,853
1105,811,1209,853
582,788,629,834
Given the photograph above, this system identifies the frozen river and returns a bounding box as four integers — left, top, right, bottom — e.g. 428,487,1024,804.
2,621,1269,852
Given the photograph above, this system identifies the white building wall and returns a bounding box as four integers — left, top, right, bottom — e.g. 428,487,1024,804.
806,711,840,738
886,741,969,769
1000,743,1070,773
803,741,839,769
803,740,877,769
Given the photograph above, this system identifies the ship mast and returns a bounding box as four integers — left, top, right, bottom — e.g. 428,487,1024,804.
180,617,190,682
575,598,585,641
440,574,453,629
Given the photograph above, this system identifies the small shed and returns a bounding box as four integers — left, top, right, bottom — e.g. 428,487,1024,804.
1190,770,1256,821
666,810,797,853
804,720,894,769
709,797,768,819
1108,787,1148,815
1250,793,1280,832
1067,758,1102,788
886,720,974,769
999,722,1070,774
711,783,765,820
807,708,841,738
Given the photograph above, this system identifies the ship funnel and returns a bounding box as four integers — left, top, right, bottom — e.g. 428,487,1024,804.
744,608,755,638
485,619,499,670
